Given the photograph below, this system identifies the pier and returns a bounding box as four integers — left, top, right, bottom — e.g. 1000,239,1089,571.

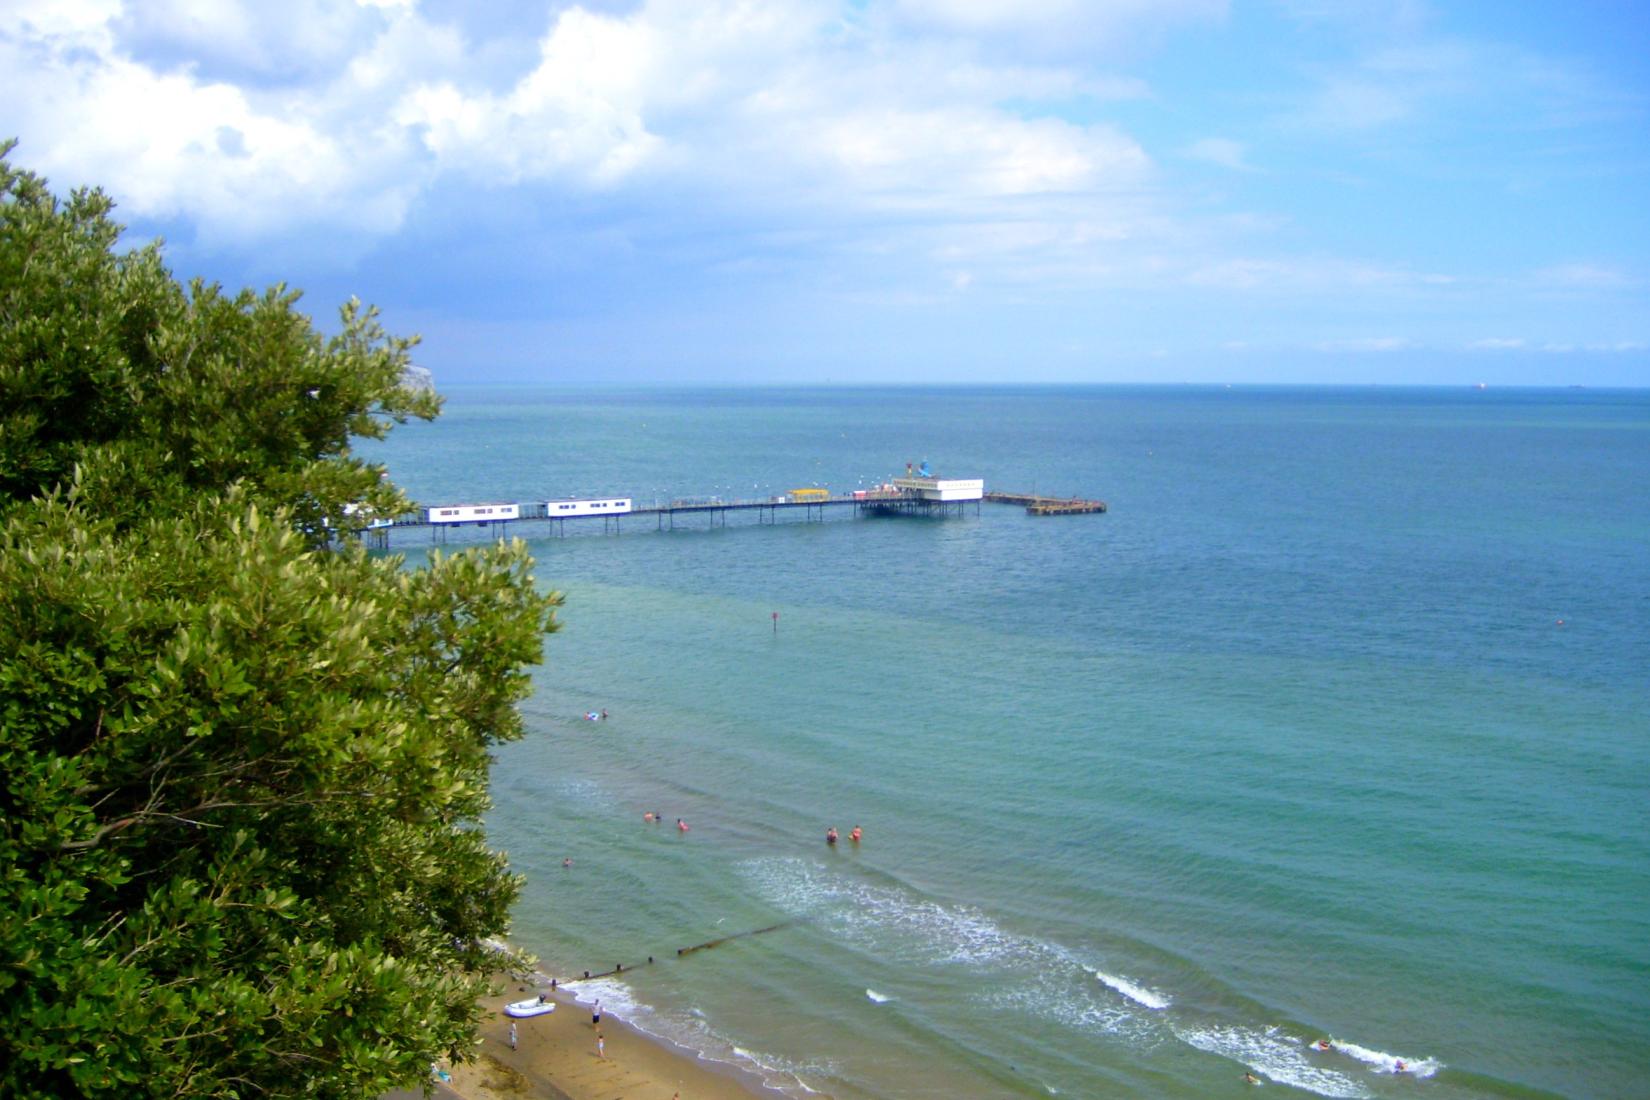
983,491,1108,515
357,477,1103,548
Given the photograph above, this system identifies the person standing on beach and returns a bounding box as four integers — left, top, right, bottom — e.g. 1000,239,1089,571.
508,1021,517,1051
595,1031,605,1060
592,999,602,1026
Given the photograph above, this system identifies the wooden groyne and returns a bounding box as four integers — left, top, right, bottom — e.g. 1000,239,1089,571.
549,921,797,985
676,921,792,958
984,491,1107,515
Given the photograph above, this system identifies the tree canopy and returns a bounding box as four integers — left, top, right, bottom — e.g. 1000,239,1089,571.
0,142,560,1097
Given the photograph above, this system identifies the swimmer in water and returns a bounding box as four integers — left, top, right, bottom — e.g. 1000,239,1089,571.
1315,1039,1332,1051
1243,1072,1260,1085
826,827,838,845
644,812,654,822
850,826,862,843
677,818,689,832
1394,1060,1407,1074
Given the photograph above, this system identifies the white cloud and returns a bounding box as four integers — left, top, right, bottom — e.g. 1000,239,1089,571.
816,108,1146,201
0,0,120,37
396,6,662,186
1,0,1168,255
1467,337,1525,350
110,0,387,83
0,16,406,243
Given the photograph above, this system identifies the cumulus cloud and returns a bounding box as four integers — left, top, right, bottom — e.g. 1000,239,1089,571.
396,6,662,186
1,0,1165,256
0,0,432,245
109,0,386,85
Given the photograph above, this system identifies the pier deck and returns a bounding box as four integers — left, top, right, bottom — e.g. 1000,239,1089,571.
360,486,1101,547
983,491,1108,515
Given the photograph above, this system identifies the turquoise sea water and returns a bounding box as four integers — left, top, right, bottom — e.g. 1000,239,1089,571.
359,385,1650,1099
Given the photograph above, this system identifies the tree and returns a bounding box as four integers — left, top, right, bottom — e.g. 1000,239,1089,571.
0,143,561,1097
0,139,432,541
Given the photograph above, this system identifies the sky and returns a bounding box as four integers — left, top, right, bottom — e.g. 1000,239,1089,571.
2,0,1647,386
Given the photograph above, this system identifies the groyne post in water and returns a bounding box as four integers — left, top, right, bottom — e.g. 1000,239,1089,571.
551,922,795,986
675,921,791,958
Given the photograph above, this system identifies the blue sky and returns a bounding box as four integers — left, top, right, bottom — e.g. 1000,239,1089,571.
3,0,1646,385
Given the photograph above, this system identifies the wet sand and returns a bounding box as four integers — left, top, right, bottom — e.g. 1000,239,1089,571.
409,981,773,1100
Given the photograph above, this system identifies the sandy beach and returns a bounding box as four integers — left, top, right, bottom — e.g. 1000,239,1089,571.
390,979,773,1100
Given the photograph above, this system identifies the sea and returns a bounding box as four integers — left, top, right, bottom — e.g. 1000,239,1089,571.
356,385,1650,1100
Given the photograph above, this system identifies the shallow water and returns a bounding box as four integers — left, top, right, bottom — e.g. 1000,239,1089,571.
362,385,1650,1099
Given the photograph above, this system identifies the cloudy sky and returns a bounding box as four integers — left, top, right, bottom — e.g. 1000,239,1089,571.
3,0,1646,385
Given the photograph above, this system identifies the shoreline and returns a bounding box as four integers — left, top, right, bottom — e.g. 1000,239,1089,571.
392,976,779,1100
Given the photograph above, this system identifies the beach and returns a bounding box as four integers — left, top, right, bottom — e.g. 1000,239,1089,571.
391,981,770,1100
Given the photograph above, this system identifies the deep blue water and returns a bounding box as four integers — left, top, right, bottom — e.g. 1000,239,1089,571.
360,385,1650,1099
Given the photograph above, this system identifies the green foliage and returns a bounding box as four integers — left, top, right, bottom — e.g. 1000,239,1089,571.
0,143,561,1096
0,139,437,541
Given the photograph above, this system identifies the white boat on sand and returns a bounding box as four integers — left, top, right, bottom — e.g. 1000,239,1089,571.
504,997,555,1018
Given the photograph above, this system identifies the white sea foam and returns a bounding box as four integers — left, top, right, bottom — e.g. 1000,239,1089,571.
558,973,832,1097
866,989,891,1003
1089,967,1171,1010
743,856,1168,1045
729,1045,833,1094
742,857,1052,969
559,975,642,1018
1331,1039,1442,1078
1175,1024,1373,1099
978,975,1140,1039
